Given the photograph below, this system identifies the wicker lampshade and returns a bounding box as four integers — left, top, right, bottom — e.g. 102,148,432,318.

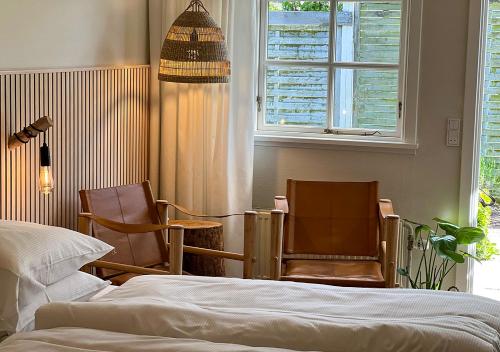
158,0,231,83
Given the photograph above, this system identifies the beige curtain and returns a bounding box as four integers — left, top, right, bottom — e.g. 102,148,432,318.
149,0,258,276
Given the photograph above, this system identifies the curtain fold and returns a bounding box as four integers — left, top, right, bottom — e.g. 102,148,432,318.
149,0,258,276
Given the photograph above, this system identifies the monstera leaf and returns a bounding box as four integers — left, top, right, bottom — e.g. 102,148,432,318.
429,235,464,263
415,224,433,235
433,218,459,235
454,227,485,245
433,218,485,244
398,218,486,290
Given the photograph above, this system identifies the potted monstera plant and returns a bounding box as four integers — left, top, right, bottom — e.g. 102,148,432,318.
398,218,485,290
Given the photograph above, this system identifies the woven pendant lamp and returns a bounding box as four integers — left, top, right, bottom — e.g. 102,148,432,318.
158,0,231,83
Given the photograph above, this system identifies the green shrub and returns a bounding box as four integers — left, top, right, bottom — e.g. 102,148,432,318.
476,236,499,261
476,191,499,261
479,156,499,193
282,1,330,11
476,155,500,261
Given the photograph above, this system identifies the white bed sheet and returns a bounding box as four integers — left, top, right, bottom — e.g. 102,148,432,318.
89,285,117,301
0,327,296,352
35,275,500,352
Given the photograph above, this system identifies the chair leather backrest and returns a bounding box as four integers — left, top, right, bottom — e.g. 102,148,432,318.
285,179,379,257
79,181,167,277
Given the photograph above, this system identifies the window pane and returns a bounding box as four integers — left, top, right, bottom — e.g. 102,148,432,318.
335,1,402,64
334,68,399,131
267,1,330,62
266,66,328,127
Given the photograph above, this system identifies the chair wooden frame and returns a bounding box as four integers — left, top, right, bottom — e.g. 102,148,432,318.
78,201,286,279
272,195,400,288
378,199,400,288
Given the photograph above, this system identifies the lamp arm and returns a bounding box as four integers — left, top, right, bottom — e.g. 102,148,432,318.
8,116,53,150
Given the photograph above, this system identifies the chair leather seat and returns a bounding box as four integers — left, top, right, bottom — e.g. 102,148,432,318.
282,259,385,288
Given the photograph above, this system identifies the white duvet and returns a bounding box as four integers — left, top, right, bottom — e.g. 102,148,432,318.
34,276,500,352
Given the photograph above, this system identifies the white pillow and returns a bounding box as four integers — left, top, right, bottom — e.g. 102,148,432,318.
1,271,110,334
0,220,113,285
0,220,113,335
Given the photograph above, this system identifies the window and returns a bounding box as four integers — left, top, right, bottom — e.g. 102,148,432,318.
258,0,413,142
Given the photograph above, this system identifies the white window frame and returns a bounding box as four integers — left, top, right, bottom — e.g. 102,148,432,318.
256,0,423,147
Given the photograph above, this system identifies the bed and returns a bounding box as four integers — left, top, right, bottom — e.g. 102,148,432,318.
2,218,500,352
2,275,499,352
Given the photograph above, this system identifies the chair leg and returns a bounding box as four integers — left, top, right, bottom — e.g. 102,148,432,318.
386,215,400,288
243,211,258,279
270,210,284,280
169,225,184,275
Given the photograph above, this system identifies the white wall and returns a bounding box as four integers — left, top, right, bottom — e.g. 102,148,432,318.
0,0,149,69
253,0,470,285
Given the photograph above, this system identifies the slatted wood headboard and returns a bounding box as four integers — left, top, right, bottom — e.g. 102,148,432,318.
0,65,150,230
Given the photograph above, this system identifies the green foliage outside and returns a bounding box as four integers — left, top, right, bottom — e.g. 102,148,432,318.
269,1,343,12
476,157,500,261
282,1,330,11
476,198,499,261
479,155,500,192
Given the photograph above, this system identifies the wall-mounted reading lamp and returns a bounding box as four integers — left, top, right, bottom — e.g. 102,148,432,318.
8,116,54,195
39,135,54,195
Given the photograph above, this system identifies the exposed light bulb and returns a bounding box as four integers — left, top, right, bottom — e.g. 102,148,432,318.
39,142,54,195
39,166,54,195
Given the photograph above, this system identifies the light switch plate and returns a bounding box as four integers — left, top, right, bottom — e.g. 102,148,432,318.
447,118,461,147
448,119,460,130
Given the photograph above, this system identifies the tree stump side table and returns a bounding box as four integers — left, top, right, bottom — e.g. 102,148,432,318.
169,219,225,277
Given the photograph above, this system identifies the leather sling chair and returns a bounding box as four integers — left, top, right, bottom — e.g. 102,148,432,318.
78,181,284,285
272,179,400,288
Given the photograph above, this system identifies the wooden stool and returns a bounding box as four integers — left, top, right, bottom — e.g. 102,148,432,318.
169,220,225,277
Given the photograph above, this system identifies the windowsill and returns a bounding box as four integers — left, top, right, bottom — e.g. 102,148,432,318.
254,132,419,154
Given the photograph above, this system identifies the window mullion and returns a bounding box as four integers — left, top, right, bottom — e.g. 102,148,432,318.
327,0,337,131
257,0,269,131
397,0,410,139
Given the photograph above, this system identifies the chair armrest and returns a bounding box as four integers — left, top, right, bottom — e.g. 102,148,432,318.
378,199,397,243
379,199,395,219
79,212,172,234
90,260,169,276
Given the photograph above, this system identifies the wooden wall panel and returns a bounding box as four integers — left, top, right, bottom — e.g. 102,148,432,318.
0,66,150,230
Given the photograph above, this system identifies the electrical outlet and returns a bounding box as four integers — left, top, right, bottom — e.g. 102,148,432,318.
447,118,461,147
447,130,460,146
